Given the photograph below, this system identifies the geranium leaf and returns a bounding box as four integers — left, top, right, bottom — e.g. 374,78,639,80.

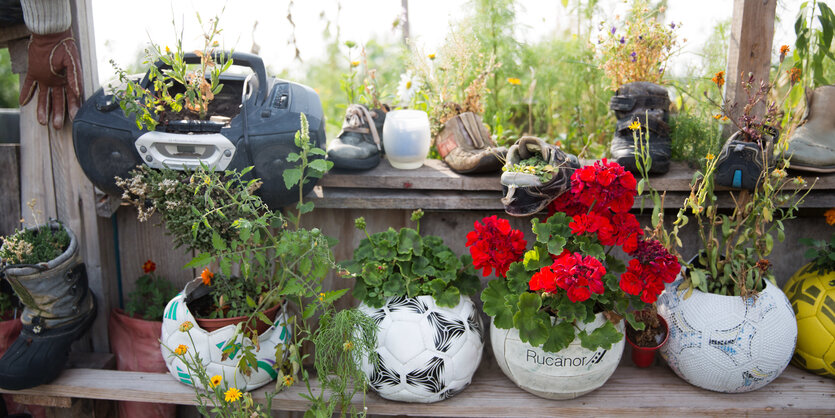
577,320,623,351
542,320,575,353
505,261,531,294
523,246,552,271
481,280,514,328
397,228,422,256
382,274,405,296
556,294,593,324
513,292,549,347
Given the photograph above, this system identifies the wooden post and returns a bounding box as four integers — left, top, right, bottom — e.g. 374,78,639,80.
401,0,410,45
15,0,115,353
724,0,777,137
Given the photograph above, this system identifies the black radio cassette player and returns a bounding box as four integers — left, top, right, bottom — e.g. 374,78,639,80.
73,51,325,209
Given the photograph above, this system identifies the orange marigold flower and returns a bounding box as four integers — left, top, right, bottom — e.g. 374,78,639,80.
201,268,214,286
711,71,725,88
825,208,835,226
788,67,802,85
283,375,295,387
779,45,790,62
142,260,156,274
174,344,188,355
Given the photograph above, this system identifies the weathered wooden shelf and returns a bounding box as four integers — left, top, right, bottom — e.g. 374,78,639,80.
310,158,835,210
0,364,831,416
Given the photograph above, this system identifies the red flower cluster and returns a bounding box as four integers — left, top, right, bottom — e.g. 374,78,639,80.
530,252,606,302
619,239,680,303
552,159,637,215
466,216,527,277
142,260,156,274
568,211,642,253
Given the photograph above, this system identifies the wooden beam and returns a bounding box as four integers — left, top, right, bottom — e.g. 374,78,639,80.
724,0,777,137
0,144,21,237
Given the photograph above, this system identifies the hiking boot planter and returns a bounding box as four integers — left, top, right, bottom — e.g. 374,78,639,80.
436,112,507,174
0,222,96,390
787,85,835,173
714,127,777,190
491,314,625,400
358,295,484,403
609,82,672,174
74,51,326,209
160,278,291,391
327,104,387,170
501,136,580,217
657,260,796,393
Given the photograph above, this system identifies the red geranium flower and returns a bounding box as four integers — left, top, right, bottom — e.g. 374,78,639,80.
619,239,680,303
548,192,588,217
569,159,637,214
142,260,156,274
466,216,527,277
531,252,606,302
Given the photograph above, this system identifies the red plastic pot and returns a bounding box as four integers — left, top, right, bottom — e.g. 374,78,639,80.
195,302,282,334
626,314,669,368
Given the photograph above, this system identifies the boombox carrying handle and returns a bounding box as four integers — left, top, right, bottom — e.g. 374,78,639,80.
139,51,269,104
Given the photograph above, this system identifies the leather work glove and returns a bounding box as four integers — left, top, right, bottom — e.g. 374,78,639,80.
19,29,83,130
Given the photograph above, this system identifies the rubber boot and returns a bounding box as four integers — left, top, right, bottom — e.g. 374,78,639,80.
788,85,835,173
501,136,580,217
327,104,387,170
0,222,96,390
436,112,507,174
609,82,672,174
714,127,777,190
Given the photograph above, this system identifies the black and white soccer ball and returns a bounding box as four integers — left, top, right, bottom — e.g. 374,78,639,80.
358,295,484,403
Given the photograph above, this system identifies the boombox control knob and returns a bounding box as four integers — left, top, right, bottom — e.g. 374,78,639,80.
224,150,232,157
145,155,153,163
140,146,147,153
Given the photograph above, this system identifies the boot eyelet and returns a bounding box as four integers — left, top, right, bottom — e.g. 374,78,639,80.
33,325,42,334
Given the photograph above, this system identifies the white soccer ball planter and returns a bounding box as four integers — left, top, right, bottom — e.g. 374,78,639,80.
491,312,625,400
657,272,797,393
160,280,291,391
358,295,484,403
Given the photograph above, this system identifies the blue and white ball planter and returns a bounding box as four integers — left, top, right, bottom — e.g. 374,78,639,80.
657,273,797,393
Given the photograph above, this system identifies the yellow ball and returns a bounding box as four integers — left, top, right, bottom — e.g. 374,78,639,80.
783,263,835,378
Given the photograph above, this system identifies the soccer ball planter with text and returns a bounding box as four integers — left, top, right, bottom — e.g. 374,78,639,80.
160,279,291,391
347,210,484,403
468,160,679,399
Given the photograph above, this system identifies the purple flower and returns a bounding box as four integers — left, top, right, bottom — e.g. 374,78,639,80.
670,22,676,29
631,51,637,62
611,26,617,35
658,67,664,73
620,36,625,44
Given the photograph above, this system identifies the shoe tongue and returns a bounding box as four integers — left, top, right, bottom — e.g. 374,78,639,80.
520,138,548,161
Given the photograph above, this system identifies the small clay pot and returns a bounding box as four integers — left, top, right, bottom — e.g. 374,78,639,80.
626,314,669,368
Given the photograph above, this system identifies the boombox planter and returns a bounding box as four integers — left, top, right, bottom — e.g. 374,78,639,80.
358,295,484,403
657,266,797,393
491,313,625,399
73,51,326,209
160,278,291,391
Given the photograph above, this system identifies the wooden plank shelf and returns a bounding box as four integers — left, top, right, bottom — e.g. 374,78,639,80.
0,365,831,416
310,157,835,210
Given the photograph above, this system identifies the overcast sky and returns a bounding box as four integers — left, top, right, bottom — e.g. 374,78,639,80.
90,0,801,85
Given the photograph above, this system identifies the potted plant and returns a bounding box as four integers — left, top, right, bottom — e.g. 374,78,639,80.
624,306,668,367
345,209,484,403
109,260,178,418
468,159,679,399
656,147,814,392
596,0,681,174
406,29,506,174
782,212,835,378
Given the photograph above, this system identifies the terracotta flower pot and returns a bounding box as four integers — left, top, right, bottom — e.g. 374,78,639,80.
195,301,282,334
109,309,175,418
626,314,669,368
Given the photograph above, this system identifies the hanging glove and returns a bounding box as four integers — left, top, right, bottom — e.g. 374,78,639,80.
19,28,83,130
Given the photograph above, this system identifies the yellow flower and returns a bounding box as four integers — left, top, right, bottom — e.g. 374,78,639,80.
212,41,220,47
628,120,641,131
174,344,188,356
179,321,193,332
282,375,295,387
706,153,715,160
343,340,354,351
793,176,807,186
201,268,214,286
825,208,835,226
165,46,171,54
351,61,360,68
224,387,242,402
506,77,521,85
713,114,722,120
428,53,436,60
318,292,325,302
210,375,222,388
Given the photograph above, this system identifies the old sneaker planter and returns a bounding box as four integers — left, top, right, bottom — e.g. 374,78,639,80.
491,313,625,400
358,295,484,403
160,278,291,391
657,272,796,392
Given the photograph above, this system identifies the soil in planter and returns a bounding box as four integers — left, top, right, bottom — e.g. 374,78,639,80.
157,79,244,125
626,310,666,348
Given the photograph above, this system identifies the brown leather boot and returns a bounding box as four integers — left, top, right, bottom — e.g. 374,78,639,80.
436,112,506,174
788,85,835,173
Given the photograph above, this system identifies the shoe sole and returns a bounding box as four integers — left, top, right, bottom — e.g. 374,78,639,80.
787,162,835,173
328,153,381,171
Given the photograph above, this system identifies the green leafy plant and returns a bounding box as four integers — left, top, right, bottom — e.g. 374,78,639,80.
111,11,232,131
0,200,69,266
799,210,835,275
596,0,682,89
347,209,481,308
503,155,557,182
124,260,178,321
793,0,835,90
